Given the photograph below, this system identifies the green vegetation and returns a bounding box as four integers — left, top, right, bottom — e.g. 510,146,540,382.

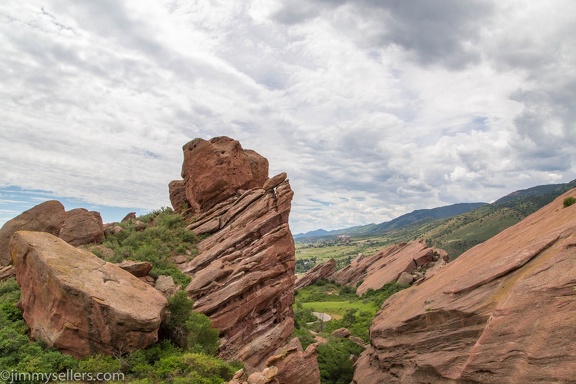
293,281,404,383
93,207,196,286
316,338,363,384
564,196,575,208
296,238,391,272
0,207,242,383
0,278,239,384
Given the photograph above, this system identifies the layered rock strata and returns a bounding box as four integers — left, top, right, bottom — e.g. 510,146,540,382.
10,231,167,358
329,240,448,294
171,137,319,380
354,189,576,383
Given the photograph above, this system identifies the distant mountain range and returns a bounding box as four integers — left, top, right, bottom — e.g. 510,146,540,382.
293,202,487,240
294,179,576,250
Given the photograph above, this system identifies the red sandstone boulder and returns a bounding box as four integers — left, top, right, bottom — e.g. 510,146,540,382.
0,200,66,265
116,260,153,277
175,136,269,212
10,231,167,358
59,208,105,246
353,189,576,383
264,337,321,384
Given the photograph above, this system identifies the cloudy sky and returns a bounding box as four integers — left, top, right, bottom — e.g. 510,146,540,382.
1,0,575,234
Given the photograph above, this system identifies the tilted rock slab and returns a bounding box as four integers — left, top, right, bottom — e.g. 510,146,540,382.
172,137,319,380
294,258,336,290
181,179,297,369
354,189,576,383
329,240,448,294
10,231,167,358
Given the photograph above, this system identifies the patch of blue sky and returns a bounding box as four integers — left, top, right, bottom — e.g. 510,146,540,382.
0,186,150,227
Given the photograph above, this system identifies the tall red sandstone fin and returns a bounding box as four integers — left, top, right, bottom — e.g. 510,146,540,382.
173,137,313,378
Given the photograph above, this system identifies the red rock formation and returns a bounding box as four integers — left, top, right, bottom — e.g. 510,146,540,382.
354,189,576,383
295,258,336,290
0,265,15,282
59,208,105,246
116,260,153,277
329,241,448,294
265,337,321,384
177,136,269,212
0,200,66,265
168,180,189,213
1,201,111,266
10,231,167,358
171,137,318,380
181,179,295,368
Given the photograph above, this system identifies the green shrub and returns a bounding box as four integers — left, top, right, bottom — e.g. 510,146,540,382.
99,209,197,286
563,196,575,208
185,312,220,355
78,354,120,374
316,338,363,384
152,353,237,383
162,291,220,354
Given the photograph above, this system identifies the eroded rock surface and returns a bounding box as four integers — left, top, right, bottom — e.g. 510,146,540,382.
1,201,109,266
10,231,167,358
176,136,269,213
354,189,576,383
0,200,66,265
329,240,448,294
171,137,316,378
264,337,321,384
295,258,336,290
59,208,105,246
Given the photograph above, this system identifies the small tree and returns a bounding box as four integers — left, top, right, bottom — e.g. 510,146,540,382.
563,196,576,208
162,291,219,354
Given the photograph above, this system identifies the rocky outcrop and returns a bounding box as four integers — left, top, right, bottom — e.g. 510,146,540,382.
171,137,315,377
354,189,576,383
116,260,153,277
329,240,448,294
10,231,167,358
1,201,108,266
264,337,321,384
59,208,104,246
0,200,66,265
0,265,15,282
295,258,336,290
173,136,269,213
